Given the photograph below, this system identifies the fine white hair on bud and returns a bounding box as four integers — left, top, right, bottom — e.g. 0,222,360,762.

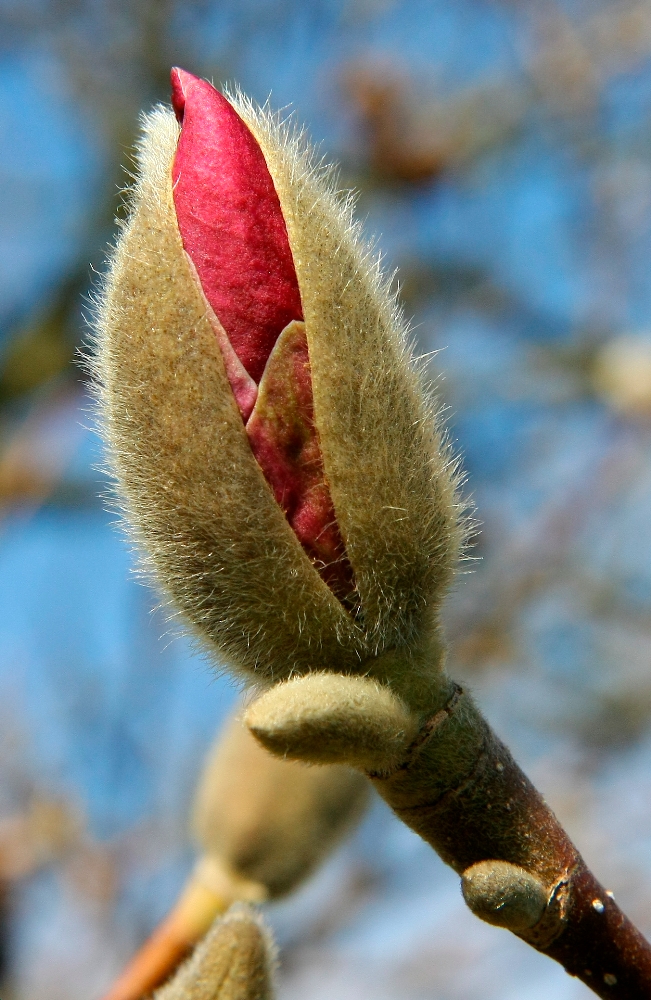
92,73,467,694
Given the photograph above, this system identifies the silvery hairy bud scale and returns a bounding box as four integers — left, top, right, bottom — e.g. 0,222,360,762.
94,68,463,715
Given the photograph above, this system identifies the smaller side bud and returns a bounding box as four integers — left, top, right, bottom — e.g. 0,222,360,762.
193,713,368,899
245,673,418,772
155,903,276,1000
461,860,548,932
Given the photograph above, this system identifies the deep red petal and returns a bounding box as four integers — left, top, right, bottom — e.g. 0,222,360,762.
171,68,303,384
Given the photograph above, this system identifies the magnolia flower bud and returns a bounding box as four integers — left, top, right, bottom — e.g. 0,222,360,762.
95,69,462,705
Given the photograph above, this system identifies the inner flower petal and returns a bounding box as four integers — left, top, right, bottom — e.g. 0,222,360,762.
171,67,303,384
247,321,355,603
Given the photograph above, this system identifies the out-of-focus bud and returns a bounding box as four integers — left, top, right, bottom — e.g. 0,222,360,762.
155,903,276,1000
95,68,463,713
101,713,367,1000
192,713,368,898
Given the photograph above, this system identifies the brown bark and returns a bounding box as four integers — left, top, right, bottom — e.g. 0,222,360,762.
368,682,651,999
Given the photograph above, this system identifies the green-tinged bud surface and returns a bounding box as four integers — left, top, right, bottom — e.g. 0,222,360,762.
155,904,276,1000
193,714,368,898
245,673,418,771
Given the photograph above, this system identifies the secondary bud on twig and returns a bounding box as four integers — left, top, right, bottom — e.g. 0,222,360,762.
94,68,463,705
246,673,417,771
461,860,548,932
155,904,276,1000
